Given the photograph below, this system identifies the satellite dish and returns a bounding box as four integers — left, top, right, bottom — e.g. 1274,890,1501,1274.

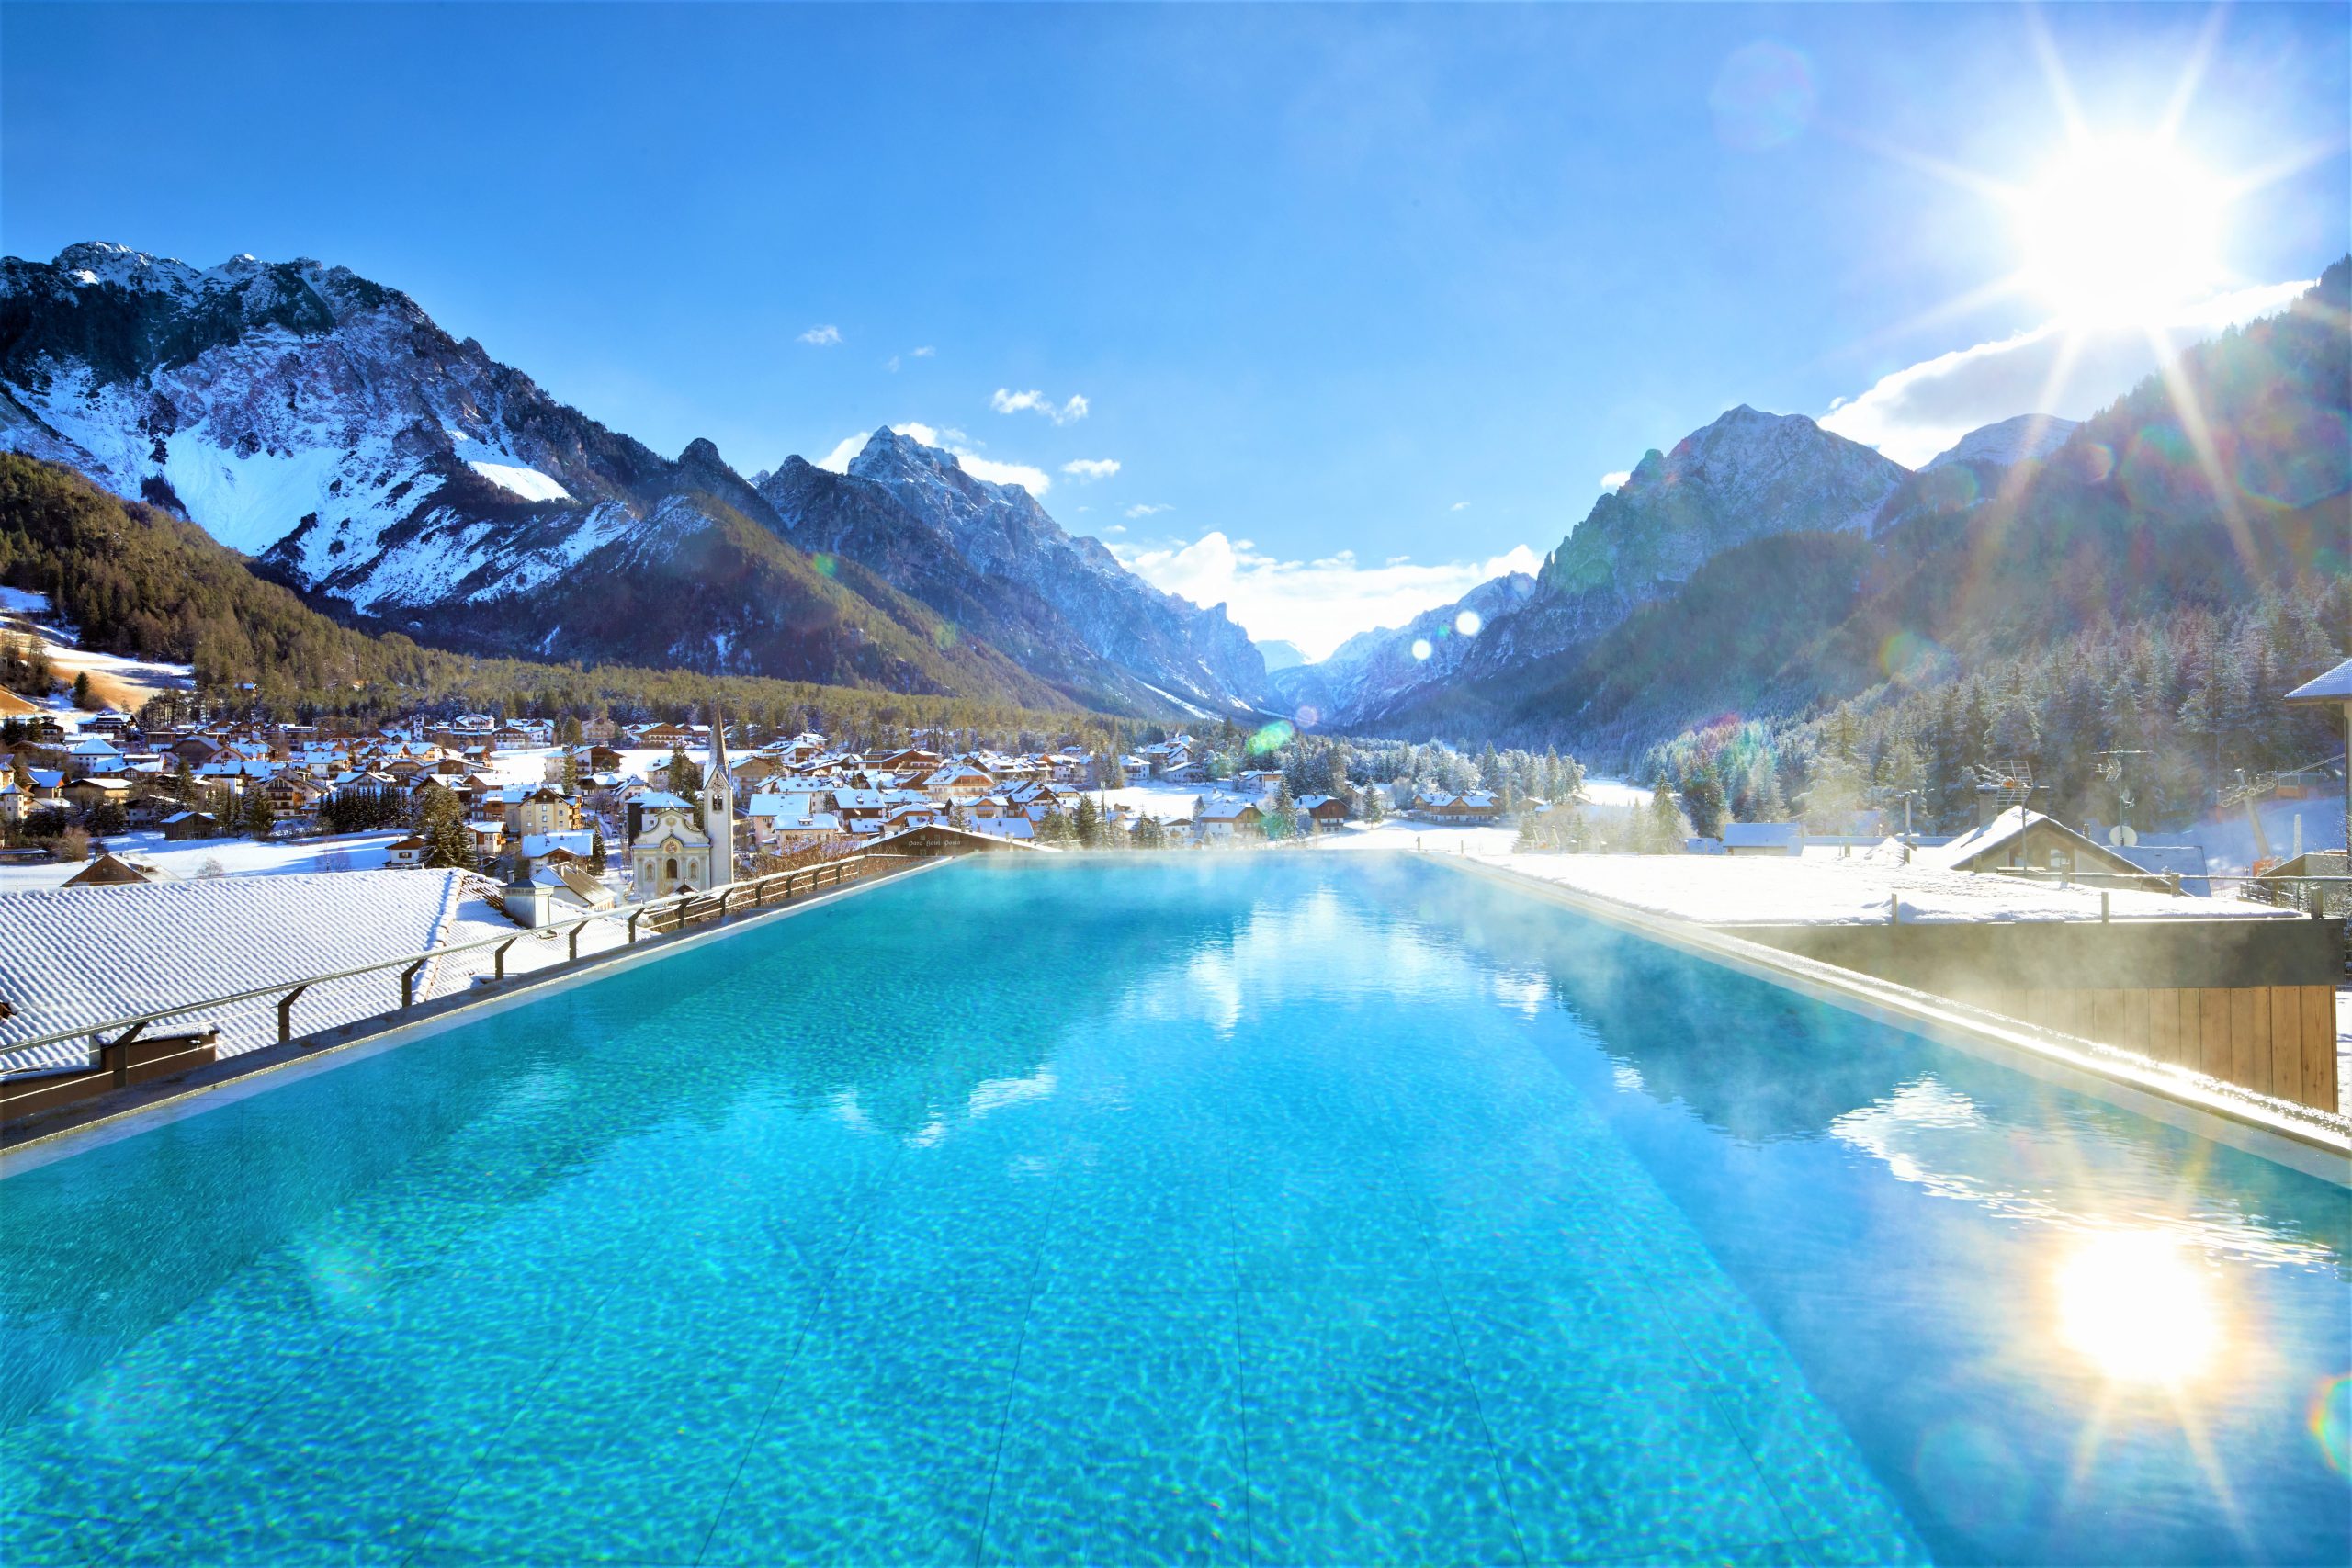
2109,825,2138,847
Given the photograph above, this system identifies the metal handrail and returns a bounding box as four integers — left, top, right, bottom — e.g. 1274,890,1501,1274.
0,853,890,1073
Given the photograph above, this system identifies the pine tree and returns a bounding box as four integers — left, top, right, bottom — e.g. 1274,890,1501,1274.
417,783,475,869
1265,775,1295,841
1074,795,1102,849
240,788,276,842
70,671,93,710
589,826,607,874
1644,786,1685,853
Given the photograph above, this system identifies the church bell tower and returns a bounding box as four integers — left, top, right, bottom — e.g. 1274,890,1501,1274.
705,701,736,886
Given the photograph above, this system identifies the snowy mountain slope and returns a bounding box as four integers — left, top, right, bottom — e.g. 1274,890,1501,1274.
1922,413,2079,471
760,427,1268,714
1270,572,1537,722
1315,406,1910,728
0,243,1259,715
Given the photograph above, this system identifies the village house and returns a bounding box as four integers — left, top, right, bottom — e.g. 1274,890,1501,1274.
1198,797,1265,841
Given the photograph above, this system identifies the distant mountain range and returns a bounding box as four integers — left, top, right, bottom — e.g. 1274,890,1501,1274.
5,241,2343,754
0,243,1268,720
1279,263,2349,758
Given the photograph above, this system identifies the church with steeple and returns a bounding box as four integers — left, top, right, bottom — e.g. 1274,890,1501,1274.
702,702,736,887
628,701,737,897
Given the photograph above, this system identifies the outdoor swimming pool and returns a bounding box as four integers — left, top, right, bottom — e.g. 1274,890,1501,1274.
1,855,2346,1565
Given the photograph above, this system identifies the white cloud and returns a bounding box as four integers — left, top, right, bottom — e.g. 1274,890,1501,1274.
911,345,935,358
1125,502,1173,519
1061,457,1121,480
812,422,1051,494
1819,279,2311,468
1111,531,1544,660
1449,501,1470,512
1600,469,1632,491
991,388,1090,423
797,324,842,346
1104,524,1125,534
883,355,900,372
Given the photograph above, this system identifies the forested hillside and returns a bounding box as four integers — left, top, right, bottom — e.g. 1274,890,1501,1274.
1641,580,2349,835
1380,262,2350,762
0,455,1102,748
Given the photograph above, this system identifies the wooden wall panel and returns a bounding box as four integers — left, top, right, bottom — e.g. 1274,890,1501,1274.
2301,985,2336,1113
2269,987,2302,1102
2149,989,2180,1065
2199,990,2232,1079
2123,989,2153,1059
2093,990,2128,1049
2230,989,2263,1093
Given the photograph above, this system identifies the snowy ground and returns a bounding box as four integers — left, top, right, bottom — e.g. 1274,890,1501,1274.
1577,776,1657,809
1453,847,2299,926
0,612,193,716
0,830,408,895
2163,791,2346,875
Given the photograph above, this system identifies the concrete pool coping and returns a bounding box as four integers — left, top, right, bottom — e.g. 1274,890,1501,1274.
1434,853,2352,1187
0,856,954,1179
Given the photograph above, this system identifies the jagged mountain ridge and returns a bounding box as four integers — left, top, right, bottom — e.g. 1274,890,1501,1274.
1922,412,2079,471
1373,262,2352,755
0,242,1264,716
759,428,1268,717
1268,572,1538,721
1311,405,1910,728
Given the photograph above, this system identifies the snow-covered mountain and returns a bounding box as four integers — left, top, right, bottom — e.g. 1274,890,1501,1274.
0,242,1264,715
1269,572,1538,722
1254,638,1309,673
1923,413,2080,471
1307,405,1911,728
759,428,1268,716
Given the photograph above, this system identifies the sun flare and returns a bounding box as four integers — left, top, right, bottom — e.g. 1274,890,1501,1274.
2055,1228,2224,1387
2015,138,2229,328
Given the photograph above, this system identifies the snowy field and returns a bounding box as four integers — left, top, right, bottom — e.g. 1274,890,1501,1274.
1457,848,2300,926
0,830,408,895
2165,791,2346,874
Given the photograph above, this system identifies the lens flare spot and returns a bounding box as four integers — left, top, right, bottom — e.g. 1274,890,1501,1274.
2312,1376,2352,1474
1879,631,1948,686
1410,638,1433,661
1454,609,1483,637
2054,1229,2222,1387
813,553,838,578
1247,720,1294,757
1709,40,1816,152
931,621,959,649
1293,704,1320,728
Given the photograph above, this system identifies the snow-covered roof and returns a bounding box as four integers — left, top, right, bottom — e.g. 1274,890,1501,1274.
0,869,494,1075
519,829,596,860
2284,657,2352,705
1911,807,2118,871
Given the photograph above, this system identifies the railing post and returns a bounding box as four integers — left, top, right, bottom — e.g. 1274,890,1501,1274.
569,922,583,962
105,1021,149,1088
278,984,310,1045
401,958,428,1010
628,908,645,944
493,939,516,981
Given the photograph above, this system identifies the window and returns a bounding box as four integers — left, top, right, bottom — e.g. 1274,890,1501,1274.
666,856,679,881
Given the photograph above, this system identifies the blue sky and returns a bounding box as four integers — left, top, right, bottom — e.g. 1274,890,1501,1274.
5,3,2346,656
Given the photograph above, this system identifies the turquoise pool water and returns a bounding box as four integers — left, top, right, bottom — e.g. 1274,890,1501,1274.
1,855,2346,1565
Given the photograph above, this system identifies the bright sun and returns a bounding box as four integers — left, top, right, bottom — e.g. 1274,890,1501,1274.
2016,138,2229,328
